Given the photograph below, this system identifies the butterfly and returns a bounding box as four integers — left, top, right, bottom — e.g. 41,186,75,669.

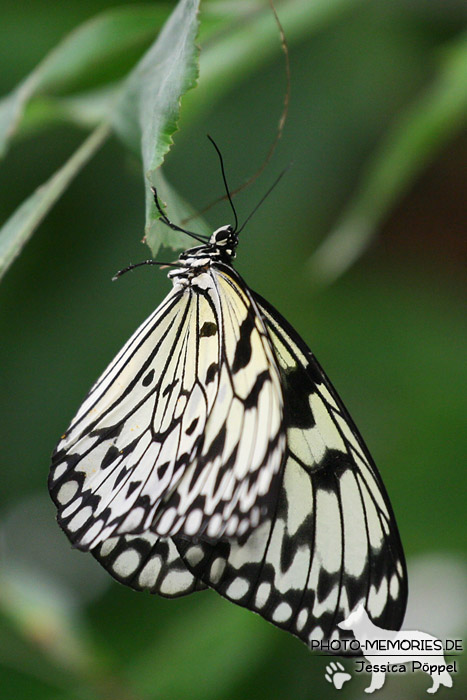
49,141,407,649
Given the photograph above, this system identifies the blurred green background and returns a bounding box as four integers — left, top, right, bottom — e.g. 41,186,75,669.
0,1,465,698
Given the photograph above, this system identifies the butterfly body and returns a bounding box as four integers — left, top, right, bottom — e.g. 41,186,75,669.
168,225,238,286
50,213,407,649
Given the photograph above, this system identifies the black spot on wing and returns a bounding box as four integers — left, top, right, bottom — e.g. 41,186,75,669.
283,366,315,429
142,369,155,387
206,362,218,384
244,370,270,409
185,417,199,436
127,480,141,497
200,321,217,337
157,461,170,479
231,312,256,373
134,493,151,510
316,451,351,480
89,422,124,440
317,567,339,602
203,424,227,464
101,445,121,470
115,467,132,487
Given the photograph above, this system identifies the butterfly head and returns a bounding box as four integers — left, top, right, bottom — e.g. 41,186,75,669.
209,225,239,259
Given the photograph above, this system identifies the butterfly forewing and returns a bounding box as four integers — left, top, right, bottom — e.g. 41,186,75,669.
175,293,407,647
49,265,285,550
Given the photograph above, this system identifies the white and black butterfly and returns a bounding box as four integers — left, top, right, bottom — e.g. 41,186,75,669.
49,143,407,649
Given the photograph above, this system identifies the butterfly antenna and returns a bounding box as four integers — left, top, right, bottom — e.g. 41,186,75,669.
181,4,290,228
151,186,208,244
207,135,239,233
112,259,178,281
237,163,291,234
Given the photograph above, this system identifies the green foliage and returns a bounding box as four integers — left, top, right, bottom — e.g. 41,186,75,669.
1,0,465,277
0,124,109,280
0,1,465,699
310,30,467,283
0,0,197,278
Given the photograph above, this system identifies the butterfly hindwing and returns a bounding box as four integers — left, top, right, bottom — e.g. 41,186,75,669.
258,295,407,633
92,531,206,597
49,265,285,550
175,293,407,646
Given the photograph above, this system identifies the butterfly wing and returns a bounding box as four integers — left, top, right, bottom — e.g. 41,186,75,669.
175,293,408,646
49,266,285,551
92,531,206,597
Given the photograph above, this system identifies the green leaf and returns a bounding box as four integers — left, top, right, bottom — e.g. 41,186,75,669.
112,0,201,256
114,0,200,173
21,85,122,133
36,6,171,95
0,78,38,158
309,31,467,284
0,123,110,281
0,5,169,159
0,1,201,279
